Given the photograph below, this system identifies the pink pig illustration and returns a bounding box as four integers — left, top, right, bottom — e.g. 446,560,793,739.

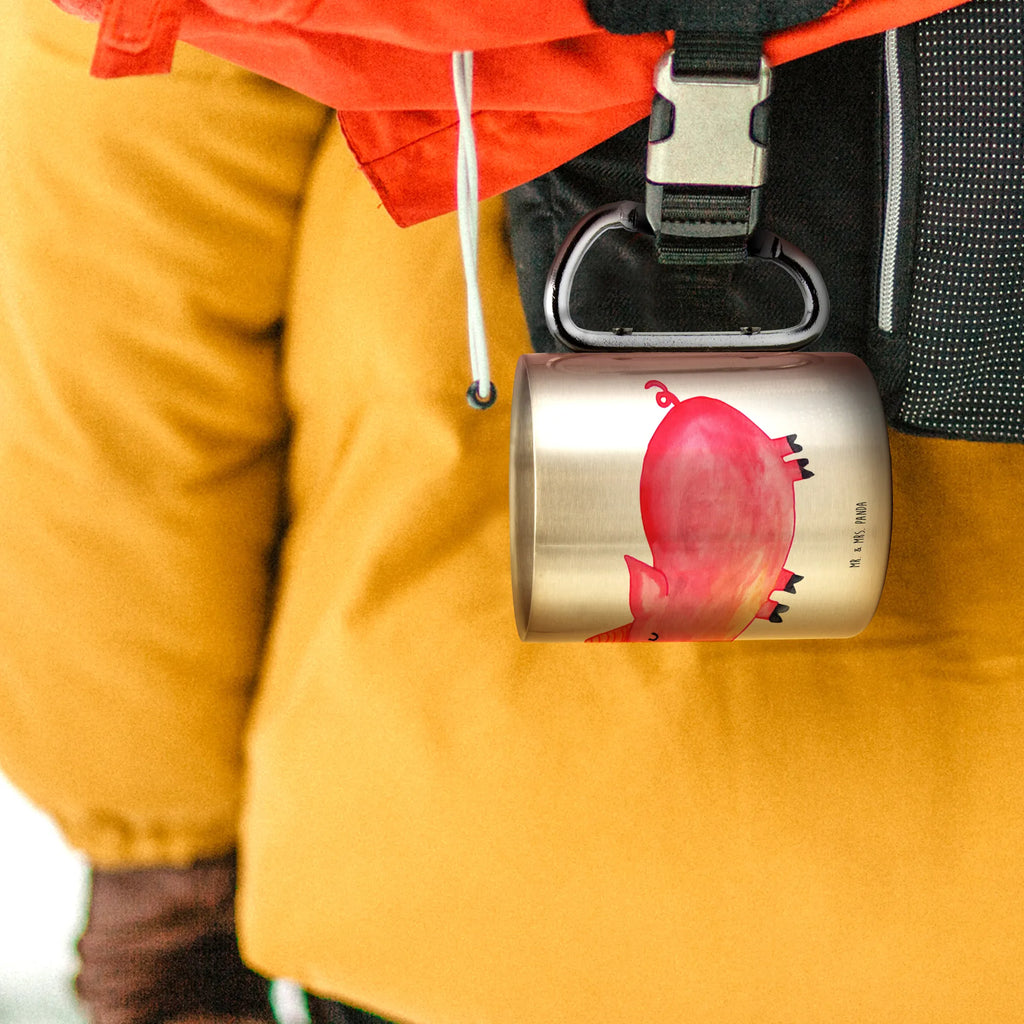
587,381,812,642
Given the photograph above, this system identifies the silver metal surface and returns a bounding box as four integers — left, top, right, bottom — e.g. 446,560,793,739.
510,351,892,642
646,51,772,191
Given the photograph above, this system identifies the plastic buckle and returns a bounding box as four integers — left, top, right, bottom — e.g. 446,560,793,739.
645,50,772,237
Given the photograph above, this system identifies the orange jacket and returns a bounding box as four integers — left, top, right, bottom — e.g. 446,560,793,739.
57,0,973,224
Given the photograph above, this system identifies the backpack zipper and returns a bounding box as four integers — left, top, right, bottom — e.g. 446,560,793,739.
877,27,904,335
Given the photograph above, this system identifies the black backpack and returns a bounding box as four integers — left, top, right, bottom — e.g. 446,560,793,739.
507,0,1024,443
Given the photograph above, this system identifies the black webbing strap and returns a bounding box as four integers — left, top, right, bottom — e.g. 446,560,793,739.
655,190,754,265
581,0,839,267
671,31,761,77
581,0,835,36
650,31,767,266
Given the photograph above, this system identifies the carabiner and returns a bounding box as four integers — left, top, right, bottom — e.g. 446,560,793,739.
543,201,829,352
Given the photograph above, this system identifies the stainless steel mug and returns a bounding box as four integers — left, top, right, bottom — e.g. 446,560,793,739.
510,351,891,642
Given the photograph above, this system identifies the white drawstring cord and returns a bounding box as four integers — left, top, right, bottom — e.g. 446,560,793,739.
452,51,496,409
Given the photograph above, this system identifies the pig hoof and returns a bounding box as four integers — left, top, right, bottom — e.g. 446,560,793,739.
786,433,803,453
798,458,814,480
756,598,790,622
775,569,803,594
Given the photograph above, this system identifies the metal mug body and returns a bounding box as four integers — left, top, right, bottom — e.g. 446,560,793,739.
510,351,892,642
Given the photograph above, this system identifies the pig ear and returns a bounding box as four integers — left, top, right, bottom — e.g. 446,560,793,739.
625,555,669,619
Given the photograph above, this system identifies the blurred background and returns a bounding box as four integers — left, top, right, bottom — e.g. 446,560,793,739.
0,769,87,1024
0,771,309,1024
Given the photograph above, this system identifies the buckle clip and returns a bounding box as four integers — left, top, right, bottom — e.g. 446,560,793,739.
645,50,772,238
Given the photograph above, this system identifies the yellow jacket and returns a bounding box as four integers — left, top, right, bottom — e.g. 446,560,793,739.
1,3,1022,1023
